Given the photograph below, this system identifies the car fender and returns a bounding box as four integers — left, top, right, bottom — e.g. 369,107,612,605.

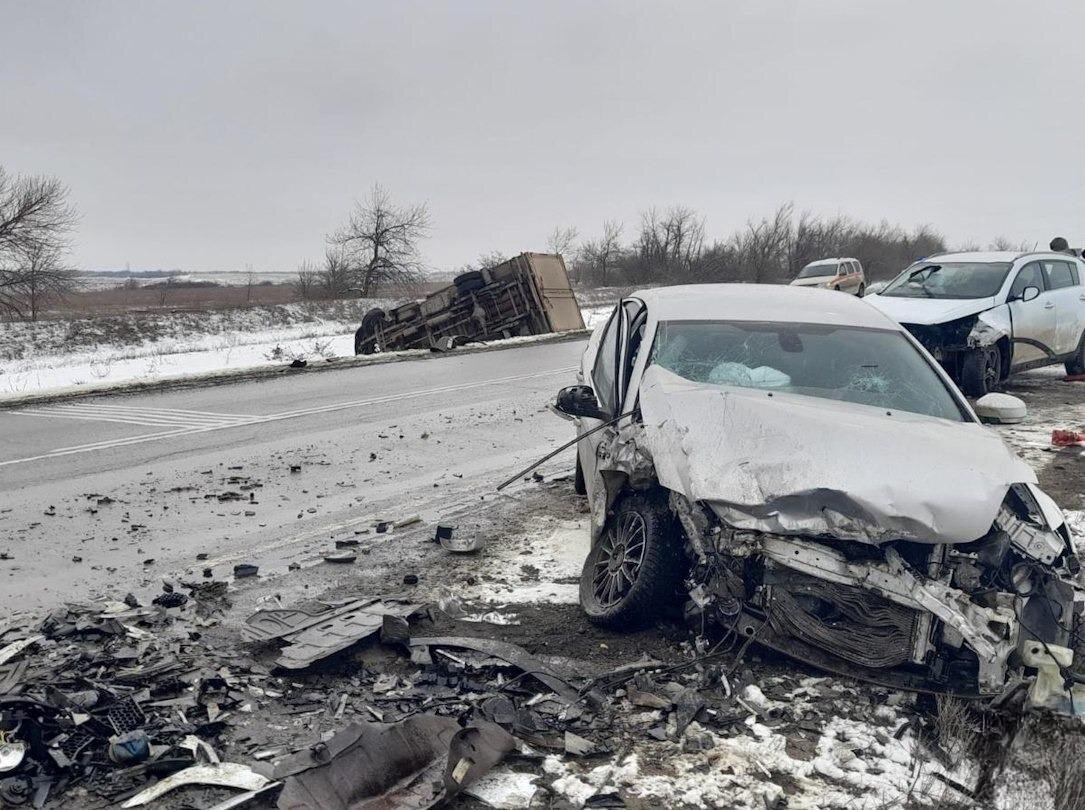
968,306,1010,347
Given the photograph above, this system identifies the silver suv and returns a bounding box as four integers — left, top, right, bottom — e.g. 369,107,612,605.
789,257,865,295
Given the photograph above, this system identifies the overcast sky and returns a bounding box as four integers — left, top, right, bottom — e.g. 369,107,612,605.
3,1,1084,272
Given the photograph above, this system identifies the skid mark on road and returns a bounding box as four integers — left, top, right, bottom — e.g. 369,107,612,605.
3,366,577,468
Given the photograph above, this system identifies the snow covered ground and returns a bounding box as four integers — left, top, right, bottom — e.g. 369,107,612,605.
0,303,611,401
0,321,359,399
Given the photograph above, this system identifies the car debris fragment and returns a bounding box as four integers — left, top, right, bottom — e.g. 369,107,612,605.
436,524,484,553
408,636,584,704
1052,428,1085,447
245,596,424,669
273,715,515,810
120,762,272,807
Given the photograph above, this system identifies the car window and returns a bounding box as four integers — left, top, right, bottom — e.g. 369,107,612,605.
648,320,967,422
591,307,620,416
620,300,647,407
1009,262,1046,299
797,263,837,279
1043,260,1076,290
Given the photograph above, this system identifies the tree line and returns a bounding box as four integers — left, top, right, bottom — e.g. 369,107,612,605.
300,187,1021,300
555,204,952,288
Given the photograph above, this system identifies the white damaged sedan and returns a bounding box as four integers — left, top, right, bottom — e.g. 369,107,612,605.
554,284,1084,711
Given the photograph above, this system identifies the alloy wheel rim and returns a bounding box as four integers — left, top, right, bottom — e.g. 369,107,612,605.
592,512,647,608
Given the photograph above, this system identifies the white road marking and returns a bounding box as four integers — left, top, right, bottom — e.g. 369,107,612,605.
2,365,577,468
18,403,259,428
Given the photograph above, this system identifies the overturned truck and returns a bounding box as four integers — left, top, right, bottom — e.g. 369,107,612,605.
354,252,585,354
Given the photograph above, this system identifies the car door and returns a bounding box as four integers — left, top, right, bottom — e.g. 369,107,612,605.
849,260,862,293
1006,261,1057,365
577,304,623,505
577,299,647,507
1041,259,1085,354
829,263,845,291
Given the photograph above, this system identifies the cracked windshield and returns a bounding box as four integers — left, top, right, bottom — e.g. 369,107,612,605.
649,320,966,420
879,261,1013,299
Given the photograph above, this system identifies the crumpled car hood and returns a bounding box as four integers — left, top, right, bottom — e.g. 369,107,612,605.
638,365,1036,544
865,294,997,325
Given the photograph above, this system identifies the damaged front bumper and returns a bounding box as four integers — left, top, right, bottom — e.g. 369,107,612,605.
677,485,1085,714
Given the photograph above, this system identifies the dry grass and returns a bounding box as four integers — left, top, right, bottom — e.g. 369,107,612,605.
25,280,445,321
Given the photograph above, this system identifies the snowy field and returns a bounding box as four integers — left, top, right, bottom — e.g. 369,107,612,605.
0,303,612,401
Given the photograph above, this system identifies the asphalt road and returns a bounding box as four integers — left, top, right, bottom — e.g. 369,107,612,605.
0,340,587,614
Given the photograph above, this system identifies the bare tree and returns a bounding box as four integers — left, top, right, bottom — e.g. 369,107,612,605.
633,206,706,281
0,243,76,320
454,251,509,276
243,263,256,303
330,184,430,296
546,225,579,258
0,166,78,320
578,220,624,286
320,248,354,297
0,168,76,258
293,260,321,300
735,203,793,283
988,236,1035,252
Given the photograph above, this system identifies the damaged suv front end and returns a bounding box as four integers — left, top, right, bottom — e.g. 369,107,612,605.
559,285,1085,714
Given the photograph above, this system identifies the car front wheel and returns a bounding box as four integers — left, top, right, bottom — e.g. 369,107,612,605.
579,491,687,629
960,346,1002,397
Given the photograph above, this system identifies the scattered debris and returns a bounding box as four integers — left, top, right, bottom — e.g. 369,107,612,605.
233,563,259,578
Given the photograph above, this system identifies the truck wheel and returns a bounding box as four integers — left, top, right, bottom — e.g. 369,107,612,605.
573,454,586,496
579,491,687,629
961,346,1002,397
354,308,386,355
454,271,486,294
857,284,866,297
1066,332,1085,375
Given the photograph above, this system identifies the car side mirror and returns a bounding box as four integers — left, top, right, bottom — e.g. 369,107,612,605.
552,385,607,421
975,393,1027,424
1010,285,1040,303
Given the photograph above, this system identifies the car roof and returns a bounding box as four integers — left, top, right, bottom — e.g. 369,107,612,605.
628,283,901,330
919,250,1081,264
805,257,857,265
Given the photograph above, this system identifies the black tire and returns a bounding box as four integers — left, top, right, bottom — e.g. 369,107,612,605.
354,308,386,355
573,454,586,496
1066,332,1085,376
454,271,486,294
960,346,1002,397
857,284,866,297
579,491,687,629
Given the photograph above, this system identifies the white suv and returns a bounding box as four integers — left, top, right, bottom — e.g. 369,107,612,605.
866,251,1085,396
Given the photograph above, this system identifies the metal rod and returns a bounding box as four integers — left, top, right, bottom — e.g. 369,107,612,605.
495,411,635,491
